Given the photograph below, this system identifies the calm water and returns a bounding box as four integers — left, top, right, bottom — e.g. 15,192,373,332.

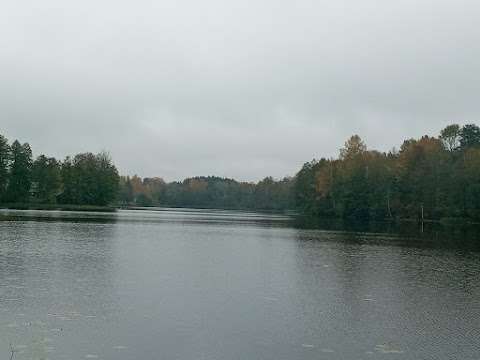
1,209,480,360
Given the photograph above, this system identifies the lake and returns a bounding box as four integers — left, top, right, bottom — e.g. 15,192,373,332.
1,209,479,360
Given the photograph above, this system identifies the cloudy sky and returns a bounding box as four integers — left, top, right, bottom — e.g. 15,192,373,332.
1,0,479,182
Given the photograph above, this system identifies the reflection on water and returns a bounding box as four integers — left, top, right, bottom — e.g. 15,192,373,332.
293,216,480,252
0,209,479,359
291,229,480,359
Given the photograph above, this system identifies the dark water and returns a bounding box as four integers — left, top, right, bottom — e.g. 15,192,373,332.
1,209,480,360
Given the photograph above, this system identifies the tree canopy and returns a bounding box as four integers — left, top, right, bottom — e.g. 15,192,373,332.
292,124,480,220
0,134,119,206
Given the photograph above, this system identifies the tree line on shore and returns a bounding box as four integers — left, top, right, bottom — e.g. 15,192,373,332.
0,135,119,206
119,123,480,220
2,123,480,220
118,175,293,211
292,124,480,220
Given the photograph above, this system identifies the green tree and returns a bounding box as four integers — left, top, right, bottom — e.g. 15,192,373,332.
463,148,480,218
71,152,99,205
95,151,119,206
335,135,373,218
6,140,33,203
59,156,74,204
315,159,338,214
31,155,62,203
293,159,324,214
58,151,119,206
0,134,10,201
396,136,446,218
119,176,134,205
460,124,480,148
144,177,167,205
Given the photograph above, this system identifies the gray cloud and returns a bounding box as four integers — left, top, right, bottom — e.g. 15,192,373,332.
1,0,480,182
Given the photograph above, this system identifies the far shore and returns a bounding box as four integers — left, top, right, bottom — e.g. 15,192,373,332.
1,204,479,226
0,203,117,212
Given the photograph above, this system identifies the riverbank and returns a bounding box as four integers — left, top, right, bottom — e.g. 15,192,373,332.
0,203,116,212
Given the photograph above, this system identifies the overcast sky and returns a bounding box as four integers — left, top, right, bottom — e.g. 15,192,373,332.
1,0,480,182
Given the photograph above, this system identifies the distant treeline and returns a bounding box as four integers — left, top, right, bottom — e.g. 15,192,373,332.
119,123,480,220
0,135,119,206
118,175,293,211
3,123,480,220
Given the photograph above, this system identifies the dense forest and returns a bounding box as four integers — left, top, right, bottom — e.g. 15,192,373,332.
292,124,480,220
2,123,480,220
0,135,119,206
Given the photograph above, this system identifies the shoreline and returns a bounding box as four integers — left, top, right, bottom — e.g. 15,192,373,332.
0,203,116,212
1,204,479,226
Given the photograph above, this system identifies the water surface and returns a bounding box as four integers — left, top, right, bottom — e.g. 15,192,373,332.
1,209,479,359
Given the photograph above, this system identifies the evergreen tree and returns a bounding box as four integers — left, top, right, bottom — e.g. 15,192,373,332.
6,140,33,203
58,152,119,206
460,124,480,148
0,134,10,201
32,155,62,203
293,160,323,214
95,151,120,206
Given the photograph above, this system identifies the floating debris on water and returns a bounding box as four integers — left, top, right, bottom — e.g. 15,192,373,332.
85,355,99,358
302,344,314,348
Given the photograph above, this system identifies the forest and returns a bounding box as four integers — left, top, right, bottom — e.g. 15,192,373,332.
118,123,480,220
293,124,480,220
1,123,480,220
0,135,119,207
